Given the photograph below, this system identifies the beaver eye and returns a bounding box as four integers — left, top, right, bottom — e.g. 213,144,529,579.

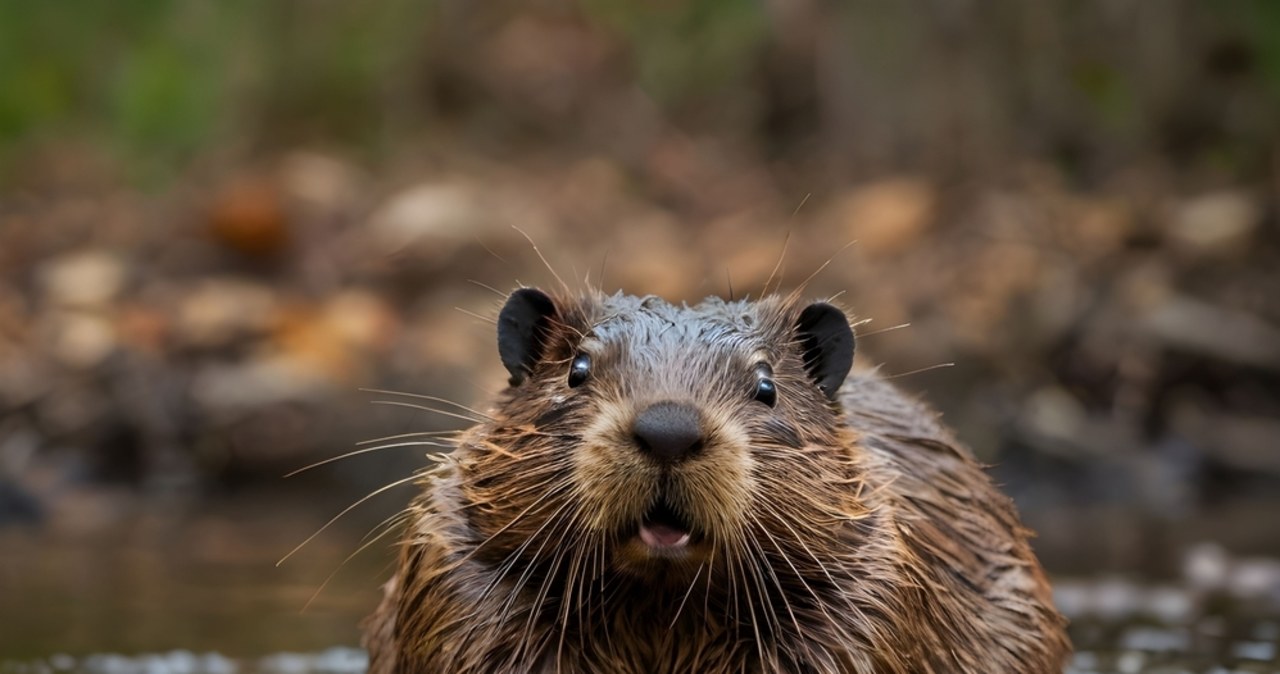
752,364,777,407
568,353,591,388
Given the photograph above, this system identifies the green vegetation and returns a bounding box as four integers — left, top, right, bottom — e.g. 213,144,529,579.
0,0,432,176
1,0,1278,180
581,0,767,105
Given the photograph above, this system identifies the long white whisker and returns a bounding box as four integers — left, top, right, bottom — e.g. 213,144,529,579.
881,362,955,381
370,399,486,426
277,472,421,566
669,561,706,630
301,509,411,612
460,478,573,562
361,388,493,420
456,306,497,324
467,279,508,298
284,440,454,478
357,429,462,446
512,225,569,294
856,322,911,338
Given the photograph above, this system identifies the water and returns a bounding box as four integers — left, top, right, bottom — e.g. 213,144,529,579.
0,650,367,674
0,494,388,660
2,495,1278,673
5,625,1280,674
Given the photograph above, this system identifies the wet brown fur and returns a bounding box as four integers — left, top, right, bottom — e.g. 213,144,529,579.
363,291,1071,673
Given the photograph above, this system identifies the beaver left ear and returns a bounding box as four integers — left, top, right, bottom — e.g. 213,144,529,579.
498,288,558,387
795,303,855,400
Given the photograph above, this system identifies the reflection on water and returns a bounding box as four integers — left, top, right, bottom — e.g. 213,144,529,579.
0,649,366,674
0,494,390,660
2,494,1279,673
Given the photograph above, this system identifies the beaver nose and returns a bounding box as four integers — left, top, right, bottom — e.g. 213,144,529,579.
632,401,704,463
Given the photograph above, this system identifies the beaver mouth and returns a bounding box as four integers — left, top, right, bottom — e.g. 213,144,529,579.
637,500,695,550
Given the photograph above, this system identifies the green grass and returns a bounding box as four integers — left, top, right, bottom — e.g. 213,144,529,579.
1,0,1278,183
0,0,433,179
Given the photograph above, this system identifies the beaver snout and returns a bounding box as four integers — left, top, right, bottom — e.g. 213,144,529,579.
631,401,704,463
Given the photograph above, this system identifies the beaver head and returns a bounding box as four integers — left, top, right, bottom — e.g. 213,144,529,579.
459,288,862,588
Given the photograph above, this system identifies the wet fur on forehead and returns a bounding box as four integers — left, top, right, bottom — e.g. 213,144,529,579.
552,291,805,350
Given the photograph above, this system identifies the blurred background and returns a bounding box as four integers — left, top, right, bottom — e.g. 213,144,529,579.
2,1,1280,671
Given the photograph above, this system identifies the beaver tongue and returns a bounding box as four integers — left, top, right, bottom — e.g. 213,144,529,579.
639,522,690,548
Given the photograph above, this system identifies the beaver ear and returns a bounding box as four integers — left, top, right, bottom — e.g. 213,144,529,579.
498,288,558,386
795,303,855,400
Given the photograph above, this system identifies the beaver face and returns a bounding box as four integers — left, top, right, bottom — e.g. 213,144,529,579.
460,289,858,583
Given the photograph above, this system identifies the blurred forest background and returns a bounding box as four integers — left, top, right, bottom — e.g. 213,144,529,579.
2,0,1280,667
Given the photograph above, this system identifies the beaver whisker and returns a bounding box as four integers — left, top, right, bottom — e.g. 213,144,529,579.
854,321,911,339
595,552,628,657
489,500,575,607
761,227,792,298
455,306,497,325
463,498,575,643
579,539,602,654
304,507,413,612
702,544,717,619
361,387,496,420
466,278,509,299
542,521,596,659
721,539,740,630
719,542,740,643
555,531,592,663
504,506,586,665
470,434,569,460
728,539,775,669
520,549,563,660
284,439,456,478
543,314,591,344
528,510,583,622
459,478,575,563
747,508,858,648
772,479,867,526
357,429,463,445
358,507,414,547
279,471,423,566
740,515,805,640
457,474,573,513
879,361,956,381
511,225,571,295
370,399,488,425
667,559,706,630
740,529,790,655
754,502,857,609
785,238,858,302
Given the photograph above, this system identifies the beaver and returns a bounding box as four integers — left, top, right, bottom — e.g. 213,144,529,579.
363,288,1071,673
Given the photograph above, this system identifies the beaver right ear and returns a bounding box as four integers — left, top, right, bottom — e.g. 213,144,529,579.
795,303,855,401
498,288,558,386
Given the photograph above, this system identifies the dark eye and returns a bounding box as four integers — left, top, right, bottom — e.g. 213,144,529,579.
752,364,777,407
568,353,591,388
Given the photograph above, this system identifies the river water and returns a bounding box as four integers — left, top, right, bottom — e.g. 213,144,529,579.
1,494,1278,673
